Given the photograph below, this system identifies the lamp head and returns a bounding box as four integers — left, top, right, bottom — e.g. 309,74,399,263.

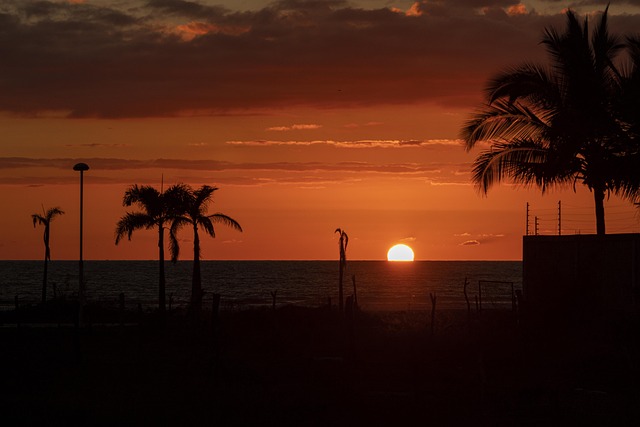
73,163,90,171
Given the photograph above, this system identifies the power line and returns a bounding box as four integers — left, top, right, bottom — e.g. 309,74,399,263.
526,200,640,235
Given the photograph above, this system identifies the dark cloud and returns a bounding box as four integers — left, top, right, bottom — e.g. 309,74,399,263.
0,1,637,117
536,0,640,8
418,0,522,12
146,0,230,18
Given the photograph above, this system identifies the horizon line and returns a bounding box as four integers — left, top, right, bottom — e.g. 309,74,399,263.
1,259,523,262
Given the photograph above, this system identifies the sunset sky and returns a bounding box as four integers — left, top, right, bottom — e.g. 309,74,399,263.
2,0,640,261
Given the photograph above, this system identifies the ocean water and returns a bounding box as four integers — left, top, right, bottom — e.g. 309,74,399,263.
0,260,522,311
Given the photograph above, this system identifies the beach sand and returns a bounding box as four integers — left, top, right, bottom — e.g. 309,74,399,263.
1,305,638,426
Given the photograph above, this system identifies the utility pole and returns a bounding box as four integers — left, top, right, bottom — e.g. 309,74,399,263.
526,202,530,236
534,216,539,236
558,200,562,236
73,162,89,326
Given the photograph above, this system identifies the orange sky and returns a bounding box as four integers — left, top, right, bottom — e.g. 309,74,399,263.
2,1,640,261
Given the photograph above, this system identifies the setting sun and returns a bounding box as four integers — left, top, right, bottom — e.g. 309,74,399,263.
387,244,415,262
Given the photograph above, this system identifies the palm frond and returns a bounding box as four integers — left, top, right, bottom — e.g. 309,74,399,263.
612,149,640,200
168,227,180,263
488,63,558,107
32,207,64,227
163,183,191,216
542,10,592,87
170,216,191,235
122,184,163,216
45,207,64,221
209,213,243,233
472,139,576,193
627,36,640,72
32,214,46,228
461,99,547,149
198,217,216,237
115,212,154,244
592,6,624,82
193,185,217,215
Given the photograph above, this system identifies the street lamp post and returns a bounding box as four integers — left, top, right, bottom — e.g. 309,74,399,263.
73,162,89,325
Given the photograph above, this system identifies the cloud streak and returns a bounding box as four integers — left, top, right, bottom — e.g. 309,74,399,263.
266,124,323,131
457,232,506,246
64,143,130,148
0,156,455,173
0,156,471,185
226,139,462,148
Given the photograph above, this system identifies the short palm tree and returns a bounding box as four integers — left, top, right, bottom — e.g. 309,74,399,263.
461,8,637,234
170,184,242,315
32,206,64,304
115,184,183,313
335,228,348,314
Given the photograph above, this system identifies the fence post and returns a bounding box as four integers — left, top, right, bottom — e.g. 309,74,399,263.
430,292,437,336
463,277,471,315
15,295,20,328
352,275,358,310
119,292,125,328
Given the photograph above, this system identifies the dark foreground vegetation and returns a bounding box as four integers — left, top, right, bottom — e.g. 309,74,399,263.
1,304,639,426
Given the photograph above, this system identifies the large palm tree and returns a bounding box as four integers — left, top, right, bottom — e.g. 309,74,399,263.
461,8,637,235
335,228,348,314
170,184,242,315
615,35,640,202
32,206,64,304
115,184,183,313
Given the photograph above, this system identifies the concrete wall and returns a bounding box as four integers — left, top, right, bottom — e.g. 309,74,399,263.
522,234,640,314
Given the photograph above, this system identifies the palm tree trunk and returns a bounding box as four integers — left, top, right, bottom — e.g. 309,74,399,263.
158,224,166,313
42,254,48,304
192,225,202,315
594,186,606,235
42,227,50,304
338,260,344,315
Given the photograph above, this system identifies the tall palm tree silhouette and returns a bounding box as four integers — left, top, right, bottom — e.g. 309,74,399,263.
616,36,640,202
170,184,242,315
335,228,348,314
32,206,64,304
461,8,638,234
115,184,183,313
